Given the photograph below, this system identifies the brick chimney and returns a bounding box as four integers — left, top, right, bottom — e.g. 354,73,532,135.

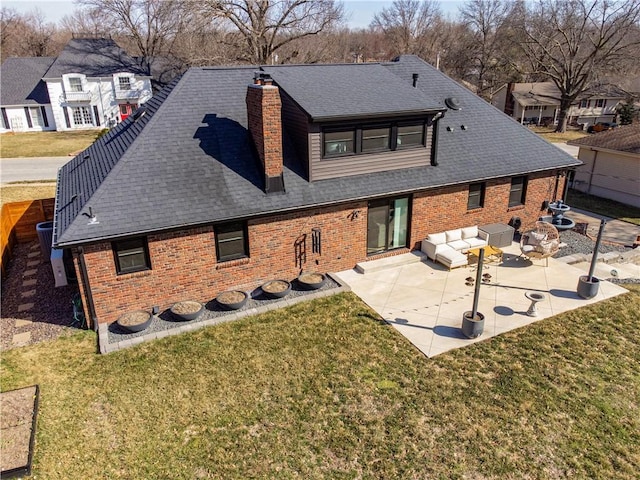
246,72,284,194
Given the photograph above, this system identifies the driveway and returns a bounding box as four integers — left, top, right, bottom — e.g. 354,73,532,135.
0,157,70,184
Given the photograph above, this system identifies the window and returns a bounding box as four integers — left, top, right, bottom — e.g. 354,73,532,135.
322,120,426,159
215,222,248,262
29,107,43,127
509,176,527,207
579,99,588,108
397,124,424,148
595,98,605,108
71,106,93,126
113,238,151,274
467,183,486,210
68,77,83,92
324,130,354,157
119,77,132,90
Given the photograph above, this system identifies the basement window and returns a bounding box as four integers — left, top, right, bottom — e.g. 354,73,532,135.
112,238,151,274
215,222,248,262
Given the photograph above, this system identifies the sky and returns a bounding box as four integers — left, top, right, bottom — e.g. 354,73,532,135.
3,0,466,29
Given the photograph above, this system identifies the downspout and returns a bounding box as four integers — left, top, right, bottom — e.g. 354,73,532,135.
587,149,598,194
77,247,98,331
430,111,445,167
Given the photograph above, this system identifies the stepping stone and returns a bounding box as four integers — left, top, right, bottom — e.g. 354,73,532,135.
12,331,31,345
27,252,40,259
22,269,38,277
15,319,33,327
18,303,34,313
22,279,37,287
26,260,40,268
21,290,36,298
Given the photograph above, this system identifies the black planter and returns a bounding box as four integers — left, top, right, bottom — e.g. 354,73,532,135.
170,301,204,321
216,291,248,310
461,311,485,339
116,310,152,333
261,280,291,299
577,275,600,299
297,273,326,290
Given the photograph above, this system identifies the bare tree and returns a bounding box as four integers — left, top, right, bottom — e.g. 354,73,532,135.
1,7,64,57
515,0,640,132
77,0,191,75
199,0,345,64
459,0,515,99
370,0,442,61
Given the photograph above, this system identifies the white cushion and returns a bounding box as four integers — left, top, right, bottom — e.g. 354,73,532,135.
528,231,547,246
461,226,478,239
465,236,487,248
436,249,468,268
522,244,536,253
448,239,469,251
428,232,447,245
445,229,462,242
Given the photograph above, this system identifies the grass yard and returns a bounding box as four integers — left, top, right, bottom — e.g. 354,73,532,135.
0,130,102,158
530,126,589,143
567,189,640,226
1,290,639,479
0,182,56,206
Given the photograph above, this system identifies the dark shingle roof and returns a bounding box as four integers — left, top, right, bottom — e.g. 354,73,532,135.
263,63,443,121
54,56,581,247
44,38,143,78
0,57,55,106
568,123,640,154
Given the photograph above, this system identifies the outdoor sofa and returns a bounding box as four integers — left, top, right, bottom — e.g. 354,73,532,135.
421,226,489,269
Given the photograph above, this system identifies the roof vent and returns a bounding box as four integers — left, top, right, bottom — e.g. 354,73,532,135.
445,97,461,110
412,73,419,87
132,107,146,122
460,124,467,130
446,126,454,132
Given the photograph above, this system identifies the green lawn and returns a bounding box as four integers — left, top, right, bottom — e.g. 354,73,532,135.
0,130,102,158
567,189,640,226
2,290,639,479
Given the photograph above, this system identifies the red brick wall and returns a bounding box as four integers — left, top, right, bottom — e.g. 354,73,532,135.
75,171,563,325
246,83,283,178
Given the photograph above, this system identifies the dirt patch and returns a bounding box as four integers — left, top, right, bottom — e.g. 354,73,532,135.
1,241,80,351
262,280,290,293
171,301,202,315
0,385,38,477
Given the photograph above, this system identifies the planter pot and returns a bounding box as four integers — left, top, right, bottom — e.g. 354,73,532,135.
117,310,152,333
216,290,248,310
261,280,291,299
577,275,600,299
461,311,485,339
297,272,326,290
170,301,204,321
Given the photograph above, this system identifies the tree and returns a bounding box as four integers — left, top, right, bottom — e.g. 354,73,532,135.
1,7,65,57
617,98,637,124
514,0,640,132
199,0,345,64
370,0,442,61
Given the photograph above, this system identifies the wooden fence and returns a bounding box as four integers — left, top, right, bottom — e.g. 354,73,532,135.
1,198,55,278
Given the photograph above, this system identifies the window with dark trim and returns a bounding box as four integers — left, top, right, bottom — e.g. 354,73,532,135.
595,98,605,108
112,238,151,274
509,176,527,207
215,222,248,262
323,120,426,159
467,182,486,210
119,77,132,90
579,99,588,108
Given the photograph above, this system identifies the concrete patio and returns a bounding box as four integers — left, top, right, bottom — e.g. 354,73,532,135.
335,242,630,358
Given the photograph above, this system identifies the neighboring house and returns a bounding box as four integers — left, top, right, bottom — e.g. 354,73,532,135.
492,82,629,127
0,57,56,132
1,37,153,133
53,55,581,327
568,123,640,208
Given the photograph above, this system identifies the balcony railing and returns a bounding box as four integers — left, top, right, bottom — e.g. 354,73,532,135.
115,87,148,100
63,91,93,102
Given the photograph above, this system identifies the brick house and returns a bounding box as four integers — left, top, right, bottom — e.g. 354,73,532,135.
53,55,581,327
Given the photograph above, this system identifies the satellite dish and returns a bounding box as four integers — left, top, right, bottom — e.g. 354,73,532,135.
444,97,461,110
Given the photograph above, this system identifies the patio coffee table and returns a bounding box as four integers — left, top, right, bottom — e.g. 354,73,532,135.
467,245,503,265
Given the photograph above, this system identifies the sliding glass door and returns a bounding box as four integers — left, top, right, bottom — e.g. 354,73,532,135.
367,197,409,255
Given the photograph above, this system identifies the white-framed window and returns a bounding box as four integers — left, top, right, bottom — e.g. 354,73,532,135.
71,106,93,126
29,107,43,127
118,77,132,90
579,99,588,108
69,77,83,92
595,99,605,108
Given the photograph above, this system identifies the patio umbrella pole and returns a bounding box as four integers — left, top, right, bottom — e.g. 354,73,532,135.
471,248,485,318
588,219,606,282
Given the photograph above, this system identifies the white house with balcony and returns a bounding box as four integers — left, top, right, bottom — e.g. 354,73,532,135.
1,37,152,133
491,82,631,128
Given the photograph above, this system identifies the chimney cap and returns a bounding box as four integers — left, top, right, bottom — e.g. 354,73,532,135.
253,71,274,85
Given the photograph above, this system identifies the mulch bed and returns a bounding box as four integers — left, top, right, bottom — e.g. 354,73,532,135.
0,385,39,478
1,241,80,351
